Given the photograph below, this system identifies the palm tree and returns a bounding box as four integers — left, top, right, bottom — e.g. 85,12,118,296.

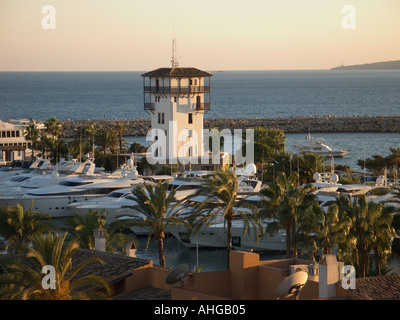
335,195,395,277
0,232,112,300
294,152,326,184
259,172,316,258
82,124,96,158
372,205,396,276
24,124,39,160
0,202,54,254
95,127,118,156
64,210,137,254
117,182,190,267
189,171,263,269
44,117,62,141
114,122,127,154
297,203,350,259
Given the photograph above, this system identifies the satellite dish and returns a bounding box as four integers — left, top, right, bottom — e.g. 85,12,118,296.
274,271,308,300
313,172,321,182
330,173,339,184
165,263,191,288
244,163,257,175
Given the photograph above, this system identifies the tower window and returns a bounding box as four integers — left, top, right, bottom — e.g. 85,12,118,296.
174,97,177,103
158,113,165,124
188,113,193,124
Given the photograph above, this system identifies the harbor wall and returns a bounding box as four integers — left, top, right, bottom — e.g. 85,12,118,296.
59,115,400,138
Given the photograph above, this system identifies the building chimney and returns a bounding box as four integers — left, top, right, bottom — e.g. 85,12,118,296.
318,254,343,299
93,226,107,252
125,241,137,258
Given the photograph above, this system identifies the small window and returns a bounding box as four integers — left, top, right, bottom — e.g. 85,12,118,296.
158,113,165,124
174,97,177,103
188,113,193,124
188,129,193,138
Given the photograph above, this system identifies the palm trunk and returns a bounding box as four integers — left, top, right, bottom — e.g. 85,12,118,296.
156,232,166,267
286,220,291,258
375,246,381,276
226,216,232,270
358,241,367,278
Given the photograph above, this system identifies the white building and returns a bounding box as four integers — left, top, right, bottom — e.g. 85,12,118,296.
142,67,214,167
0,119,45,163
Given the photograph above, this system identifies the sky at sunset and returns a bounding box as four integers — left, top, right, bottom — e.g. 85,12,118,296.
1,0,399,71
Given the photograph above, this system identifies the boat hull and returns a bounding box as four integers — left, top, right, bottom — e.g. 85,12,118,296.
0,194,103,218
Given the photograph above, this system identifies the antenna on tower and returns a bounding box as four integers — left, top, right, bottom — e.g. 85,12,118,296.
171,0,179,68
171,37,179,68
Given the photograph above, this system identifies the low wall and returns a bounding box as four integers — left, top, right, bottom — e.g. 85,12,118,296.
59,115,400,138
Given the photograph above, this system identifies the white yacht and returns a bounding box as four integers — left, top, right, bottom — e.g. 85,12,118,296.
69,187,146,223
294,134,349,157
0,166,143,218
0,158,52,182
169,195,286,252
0,159,96,197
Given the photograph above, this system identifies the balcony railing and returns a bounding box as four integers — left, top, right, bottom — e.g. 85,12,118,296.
144,86,210,94
144,103,155,111
195,103,211,111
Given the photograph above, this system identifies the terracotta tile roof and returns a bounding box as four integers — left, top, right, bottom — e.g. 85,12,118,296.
344,275,400,300
71,249,151,283
0,249,151,284
141,67,212,78
113,286,171,300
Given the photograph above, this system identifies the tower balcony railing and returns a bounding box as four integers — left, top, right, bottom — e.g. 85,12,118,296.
144,103,155,111
195,103,211,111
144,86,210,94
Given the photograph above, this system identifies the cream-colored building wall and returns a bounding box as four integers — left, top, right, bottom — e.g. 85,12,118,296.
149,77,206,159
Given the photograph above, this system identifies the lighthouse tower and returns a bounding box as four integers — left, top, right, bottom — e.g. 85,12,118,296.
142,41,212,164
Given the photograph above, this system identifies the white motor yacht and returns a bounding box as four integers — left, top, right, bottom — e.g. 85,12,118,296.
169,195,286,252
69,187,151,223
0,159,96,197
0,166,144,218
294,134,349,157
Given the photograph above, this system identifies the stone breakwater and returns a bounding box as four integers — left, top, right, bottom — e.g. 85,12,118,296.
59,116,400,138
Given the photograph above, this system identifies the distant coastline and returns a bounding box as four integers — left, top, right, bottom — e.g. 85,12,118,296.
331,60,400,70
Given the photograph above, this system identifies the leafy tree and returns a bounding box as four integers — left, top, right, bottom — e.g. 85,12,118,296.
130,142,147,154
358,147,400,175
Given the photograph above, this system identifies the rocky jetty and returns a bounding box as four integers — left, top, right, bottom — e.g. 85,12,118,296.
59,115,400,138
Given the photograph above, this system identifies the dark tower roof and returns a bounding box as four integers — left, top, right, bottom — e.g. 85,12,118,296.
141,67,212,78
